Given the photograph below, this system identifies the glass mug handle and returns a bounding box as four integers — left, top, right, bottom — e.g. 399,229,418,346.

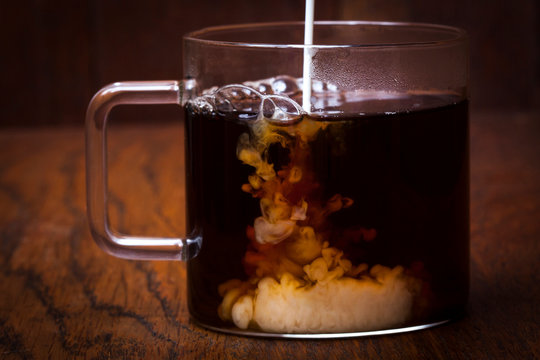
85,80,201,261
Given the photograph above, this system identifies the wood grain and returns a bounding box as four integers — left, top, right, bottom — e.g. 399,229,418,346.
0,111,539,359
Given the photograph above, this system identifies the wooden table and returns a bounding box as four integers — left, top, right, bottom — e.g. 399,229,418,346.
1,111,539,359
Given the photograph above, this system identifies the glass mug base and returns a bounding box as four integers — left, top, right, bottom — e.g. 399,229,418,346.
193,319,453,339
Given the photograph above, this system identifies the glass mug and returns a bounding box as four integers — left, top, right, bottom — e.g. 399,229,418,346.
86,21,469,338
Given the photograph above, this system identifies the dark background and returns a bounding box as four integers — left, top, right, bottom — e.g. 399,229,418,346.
1,0,539,126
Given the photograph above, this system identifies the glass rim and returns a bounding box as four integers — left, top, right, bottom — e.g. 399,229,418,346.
183,21,468,49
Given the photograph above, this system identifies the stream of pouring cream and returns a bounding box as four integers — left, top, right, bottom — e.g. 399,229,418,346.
302,0,314,113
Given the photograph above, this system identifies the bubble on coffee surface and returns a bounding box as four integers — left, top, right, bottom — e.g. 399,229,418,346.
195,77,424,333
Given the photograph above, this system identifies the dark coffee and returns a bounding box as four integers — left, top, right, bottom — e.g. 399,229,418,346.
185,91,469,333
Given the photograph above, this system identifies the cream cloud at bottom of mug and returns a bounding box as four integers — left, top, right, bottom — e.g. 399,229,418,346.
219,263,420,333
